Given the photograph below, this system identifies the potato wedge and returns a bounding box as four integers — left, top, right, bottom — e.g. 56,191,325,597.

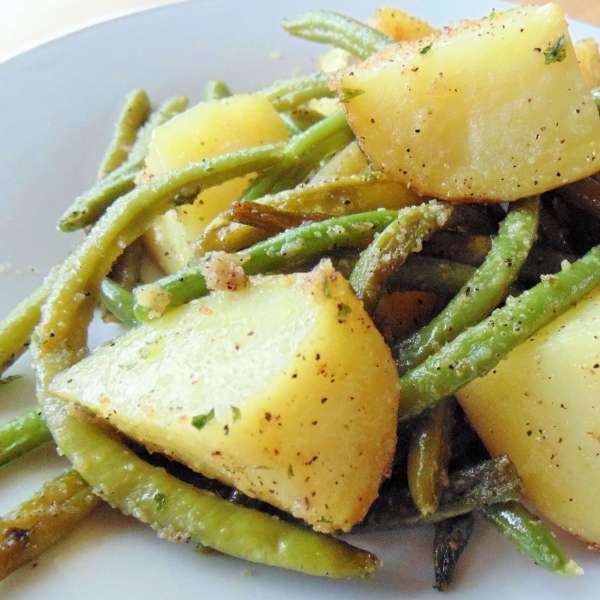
333,3,600,202
50,261,400,533
456,283,600,546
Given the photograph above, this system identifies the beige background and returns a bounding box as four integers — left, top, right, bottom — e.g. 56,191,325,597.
0,0,597,64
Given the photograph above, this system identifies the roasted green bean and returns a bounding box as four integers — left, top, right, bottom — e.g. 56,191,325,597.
433,513,475,591
97,89,151,178
395,197,539,375
283,11,393,59
407,398,455,516
0,470,100,581
0,408,52,467
100,279,138,328
483,501,581,576
58,95,188,232
354,455,520,532
0,278,52,376
203,80,232,101
262,73,336,112
350,201,453,313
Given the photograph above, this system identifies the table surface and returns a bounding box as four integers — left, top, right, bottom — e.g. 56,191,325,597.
0,0,597,64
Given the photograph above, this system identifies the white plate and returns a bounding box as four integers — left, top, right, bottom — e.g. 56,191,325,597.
0,1,599,598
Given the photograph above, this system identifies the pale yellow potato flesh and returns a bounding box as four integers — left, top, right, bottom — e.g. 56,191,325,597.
143,93,289,273
50,261,400,533
457,283,600,546
333,3,600,202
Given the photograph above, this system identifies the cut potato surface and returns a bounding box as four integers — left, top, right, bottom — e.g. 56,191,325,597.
143,93,289,273
50,261,400,533
457,283,600,546
333,3,600,202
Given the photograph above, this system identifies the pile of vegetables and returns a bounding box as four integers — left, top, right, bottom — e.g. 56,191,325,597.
2,2,600,592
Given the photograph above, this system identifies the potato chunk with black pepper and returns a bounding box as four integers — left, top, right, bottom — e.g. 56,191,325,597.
333,3,600,202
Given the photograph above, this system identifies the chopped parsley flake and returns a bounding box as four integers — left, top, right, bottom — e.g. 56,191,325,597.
544,35,567,65
339,87,365,104
192,409,215,430
0,374,23,385
323,278,331,298
138,336,164,360
337,303,352,318
489,8,496,20
231,406,242,424
419,45,432,55
154,492,166,511
288,464,294,478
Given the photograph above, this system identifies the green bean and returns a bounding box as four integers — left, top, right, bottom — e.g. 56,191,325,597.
422,232,579,287
100,278,138,328
0,408,52,467
483,501,581,576
134,209,400,320
202,80,232,101
350,201,453,313
239,110,354,202
433,513,475,591
283,11,393,60
423,231,492,268
262,73,336,112
398,242,600,421
58,96,188,232
31,139,379,578
0,278,52,376
230,200,330,232
197,172,423,255
107,236,144,291
101,238,145,324
0,469,100,581
395,197,540,375
354,455,520,532
407,398,455,516
280,108,324,136
97,89,151,178
388,255,477,298
445,203,506,236
538,198,574,254
555,176,600,221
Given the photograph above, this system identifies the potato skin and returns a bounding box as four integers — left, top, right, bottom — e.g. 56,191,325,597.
51,262,400,533
333,3,600,202
457,283,600,546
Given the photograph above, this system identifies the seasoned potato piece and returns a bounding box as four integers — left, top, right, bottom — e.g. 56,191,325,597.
143,94,289,273
457,284,600,546
333,3,600,202
50,261,400,533
575,38,600,89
